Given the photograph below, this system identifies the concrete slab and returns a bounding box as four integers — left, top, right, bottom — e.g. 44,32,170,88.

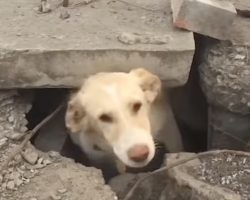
171,0,236,40
0,0,195,88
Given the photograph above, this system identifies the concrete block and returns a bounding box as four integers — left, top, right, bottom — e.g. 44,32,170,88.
171,0,237,40
0,0,194,89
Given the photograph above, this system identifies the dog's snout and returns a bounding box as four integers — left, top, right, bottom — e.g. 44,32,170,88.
127,144,149,162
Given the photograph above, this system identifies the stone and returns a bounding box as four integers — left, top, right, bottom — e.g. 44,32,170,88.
6,181,15,190
171,0,237,40
117,32,170,45
50,193,62,200
0,137,8,149
59,8,70,20
22,148,39,165
57,188,67,194
6,132,26,141
0,0,194,88
0,174,3,183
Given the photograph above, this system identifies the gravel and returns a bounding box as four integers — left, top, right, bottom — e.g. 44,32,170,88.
189,152,250,200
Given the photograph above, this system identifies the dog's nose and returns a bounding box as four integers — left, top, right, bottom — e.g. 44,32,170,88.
127,145,149,162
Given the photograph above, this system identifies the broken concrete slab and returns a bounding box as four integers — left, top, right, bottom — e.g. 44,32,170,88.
0,0,195,89
166,153,241,200
109,152,245,200
171,0,237,40
198,12,250,149
1,153,117,200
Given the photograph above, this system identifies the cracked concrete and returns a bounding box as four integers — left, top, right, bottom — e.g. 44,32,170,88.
0,0,195,88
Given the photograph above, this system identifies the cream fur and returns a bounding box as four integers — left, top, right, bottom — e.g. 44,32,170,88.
65,68,183,172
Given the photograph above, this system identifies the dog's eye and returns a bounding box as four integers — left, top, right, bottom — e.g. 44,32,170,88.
132,102,142,113
99,114,113,123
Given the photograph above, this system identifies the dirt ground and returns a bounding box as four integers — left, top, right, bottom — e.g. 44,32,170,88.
189,152,250,200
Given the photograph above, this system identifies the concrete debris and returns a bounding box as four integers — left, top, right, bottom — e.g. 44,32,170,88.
118,32,170,45
6,132,26,141
0,90,32,140
22,147,39,165
59,8,70,19
0,137,8,149
166,153,241,200
171,0,237,40
6,181,15,190
0,0,195,88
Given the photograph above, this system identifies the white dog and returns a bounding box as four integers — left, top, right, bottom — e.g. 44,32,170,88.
65,68,183,173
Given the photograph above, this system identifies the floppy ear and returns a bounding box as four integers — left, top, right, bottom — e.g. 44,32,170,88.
65,95,86,133
130,68,161,103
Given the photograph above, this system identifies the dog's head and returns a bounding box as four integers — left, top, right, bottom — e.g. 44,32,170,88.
65,68,161,168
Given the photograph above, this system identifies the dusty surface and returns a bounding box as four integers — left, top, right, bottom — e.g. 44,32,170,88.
189,152,250,200
0,0,194,88
1,145,117,200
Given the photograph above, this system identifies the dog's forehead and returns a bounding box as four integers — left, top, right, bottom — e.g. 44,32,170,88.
84,73,141,94
82,73,144,109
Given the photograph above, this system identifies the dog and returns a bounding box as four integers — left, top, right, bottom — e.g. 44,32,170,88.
65,68,183,173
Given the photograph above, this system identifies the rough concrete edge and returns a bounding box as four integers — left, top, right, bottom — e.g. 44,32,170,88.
0,48,195,88
166,153,241,200
170,0,237,41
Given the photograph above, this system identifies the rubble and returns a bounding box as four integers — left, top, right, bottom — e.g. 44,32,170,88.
21,146,39,165
198,7,250,149
1,149,117,200
0,0,195,88
171,0,236,40
109,152,246,200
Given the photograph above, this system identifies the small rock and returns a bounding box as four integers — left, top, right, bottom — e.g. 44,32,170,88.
0,137,8,148
60,8,70,20
117,32,169,45
22,148,39,165
83,0,94,4
50,194,61,200
7,132,25,141
9,171,20,180
48,151,60,158
34,163,45,169
14,154,23,163
37,157,44,165
22,177,30,184
43,159,52,166
39,0,51,13
2,182,7,190
6,181,15,190
0,174,3,183
14,178,23,186
20,126,28,133
58,188,67,194
8,116,14,123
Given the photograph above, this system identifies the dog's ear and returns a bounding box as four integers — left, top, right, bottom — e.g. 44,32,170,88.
65,95,85,133
130,68,161,103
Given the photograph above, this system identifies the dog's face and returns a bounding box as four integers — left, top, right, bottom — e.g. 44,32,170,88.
65,68,161,168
